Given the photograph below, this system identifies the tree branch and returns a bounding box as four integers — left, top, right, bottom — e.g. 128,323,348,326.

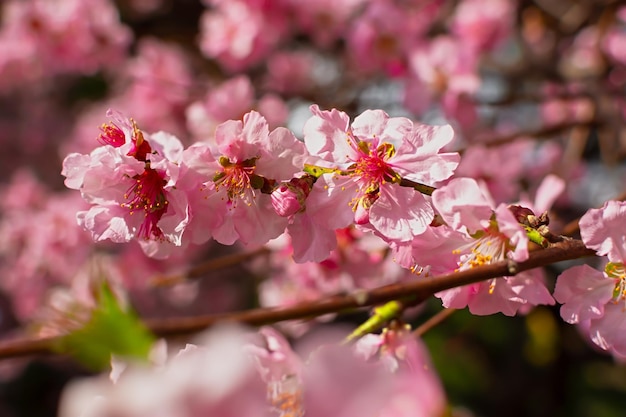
0,239,595,361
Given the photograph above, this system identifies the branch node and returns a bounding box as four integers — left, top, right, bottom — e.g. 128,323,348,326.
352,290,369,306
507,259,519,275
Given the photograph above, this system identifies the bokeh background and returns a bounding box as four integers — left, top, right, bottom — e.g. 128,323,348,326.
0,0,625,415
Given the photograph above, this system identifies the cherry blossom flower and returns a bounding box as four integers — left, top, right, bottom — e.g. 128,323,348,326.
287,0,365,48
424,177,554,316
198,0,289,72
356,325,447,417
554,200,626,357
303,105,459,243
184,111,306,246
451,0,516,53
345,0,442,77
62,111,189,258
0,0,131,87
0,171,93,322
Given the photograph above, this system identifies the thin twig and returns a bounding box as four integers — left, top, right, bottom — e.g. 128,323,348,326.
150,247,270,287
413,308,457,337
469,119,599,149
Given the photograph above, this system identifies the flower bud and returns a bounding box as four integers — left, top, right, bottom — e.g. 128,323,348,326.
271,184,304,217
271,176,314,217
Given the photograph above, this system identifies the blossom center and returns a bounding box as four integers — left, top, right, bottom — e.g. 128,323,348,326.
122,166,168,240
213,156,259,204
452,227,510,294
98,122,126,147
349,141,399,190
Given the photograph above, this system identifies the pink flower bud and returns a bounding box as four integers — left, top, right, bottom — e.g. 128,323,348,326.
271,184,304,217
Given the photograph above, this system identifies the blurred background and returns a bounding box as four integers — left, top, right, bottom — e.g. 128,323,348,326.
0,0,625,415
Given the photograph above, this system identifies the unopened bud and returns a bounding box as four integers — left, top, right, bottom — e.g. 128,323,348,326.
271,183,305,217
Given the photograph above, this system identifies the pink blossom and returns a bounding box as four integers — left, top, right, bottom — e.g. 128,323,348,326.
579,200,626,262
451,0,516,53
554,265,615,323
0,0,131,86
404,36,480,127
553,200,626,356
113,38,194,138
303,105,459,243
198,0,289,72
59,326,271,417
62,112,189,258
260,229,410,317
455,140,532,203
589,303,626,357
263,50,318,95
0,172,93,322
428,178,554,315
346,0,442,77
191,111,305,246
356,327,447,417
287,0,365,48
186,75,288,141
271,176,313,217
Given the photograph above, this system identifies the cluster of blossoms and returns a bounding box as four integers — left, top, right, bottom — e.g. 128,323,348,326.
3,0,626,415
60,325,445,417
63,106,558,319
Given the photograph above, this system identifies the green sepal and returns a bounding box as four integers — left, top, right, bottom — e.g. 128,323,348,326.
53,283,156,371
524,225,549,248
344,299,411,344
303,164,339,178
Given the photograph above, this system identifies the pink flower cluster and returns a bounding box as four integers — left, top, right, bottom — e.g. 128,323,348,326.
0,0,131,90
63,107,459,262
63,105,563,318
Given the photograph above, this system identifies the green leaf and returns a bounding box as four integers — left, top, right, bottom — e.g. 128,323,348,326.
53,283,155,371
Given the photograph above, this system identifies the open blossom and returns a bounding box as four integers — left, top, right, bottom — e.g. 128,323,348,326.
62,110,189,258
345,0,442,77
184,111,306,246
554,200,626,357
423,178,553,316
303,105,459,244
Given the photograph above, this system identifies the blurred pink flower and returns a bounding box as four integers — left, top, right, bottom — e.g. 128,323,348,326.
198,0,289,72
451,0,516,52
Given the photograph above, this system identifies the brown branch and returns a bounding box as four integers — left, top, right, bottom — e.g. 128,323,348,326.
0,239,595,361
413,308,457,337
468,118,599,149
150,247,270,287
